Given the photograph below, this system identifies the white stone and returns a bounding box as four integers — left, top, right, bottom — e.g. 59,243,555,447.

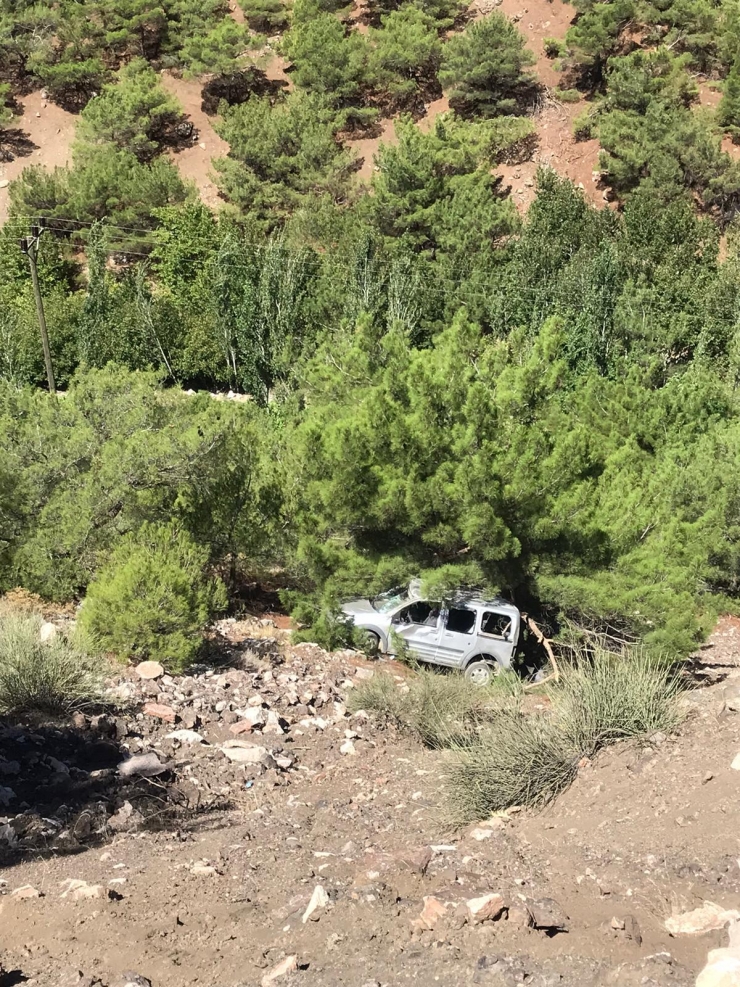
60,879,103,900
302,884,329,923
220,741,276,767
136,661,164,680
696,921,740,987
166,729,205,744
238,706,266,728
261,956,297,987
263,710,284,735
340,740,356,755
731,753,740,771
665,902,740,935
39,621,58,642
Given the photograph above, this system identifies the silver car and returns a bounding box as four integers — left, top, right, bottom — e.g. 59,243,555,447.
341,581,521,686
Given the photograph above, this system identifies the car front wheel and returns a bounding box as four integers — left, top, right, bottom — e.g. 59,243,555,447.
357,629,381,655
464,659,498,687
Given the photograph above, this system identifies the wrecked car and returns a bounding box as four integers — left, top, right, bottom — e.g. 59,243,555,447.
341,581,521,686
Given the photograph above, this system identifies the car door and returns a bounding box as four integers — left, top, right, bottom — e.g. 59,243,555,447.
478,609,516,666
390,601,442,661
436,604,478,667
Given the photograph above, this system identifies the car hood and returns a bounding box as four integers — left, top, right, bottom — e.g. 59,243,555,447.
341,599,377,617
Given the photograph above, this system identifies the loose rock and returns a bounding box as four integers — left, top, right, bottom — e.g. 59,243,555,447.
302,884,329,923
466,893,506,924
261,955,298,987
118,752,169,778
136,661,165,680
108,801,144,833
11,884,43,899
142,701,177,723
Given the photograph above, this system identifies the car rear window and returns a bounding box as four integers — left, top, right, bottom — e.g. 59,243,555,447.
481,611,512,638
445,606,476,634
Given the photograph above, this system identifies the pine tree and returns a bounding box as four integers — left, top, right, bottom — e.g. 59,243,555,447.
438,12,536,118
719,55,740,139
75,57,184,161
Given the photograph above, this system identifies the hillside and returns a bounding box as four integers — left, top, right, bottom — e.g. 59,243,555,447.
2,616,740,986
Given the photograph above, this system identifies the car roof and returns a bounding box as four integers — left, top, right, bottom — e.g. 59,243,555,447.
449,593,519,614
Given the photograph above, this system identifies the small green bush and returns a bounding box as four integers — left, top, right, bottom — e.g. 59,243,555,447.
573,108,595,140
553,88,581,103
350,668,513,748
80,522,227,672
348,670,404,718
543,37,566,58
0,613,102,716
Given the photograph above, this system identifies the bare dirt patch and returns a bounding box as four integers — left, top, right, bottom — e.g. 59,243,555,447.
160,72,230,210
498,98,604,211
0,92,76,225
495,0,575,89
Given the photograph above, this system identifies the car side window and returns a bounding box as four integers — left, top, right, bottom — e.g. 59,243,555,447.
445,606,476,634
394,601,441,627
481,611,512,639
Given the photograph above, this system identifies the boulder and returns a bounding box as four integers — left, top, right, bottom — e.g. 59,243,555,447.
665,902,740,936
136,661,165,680
696,921,740,987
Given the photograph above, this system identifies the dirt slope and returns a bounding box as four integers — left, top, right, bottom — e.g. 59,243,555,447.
1,618,739,987
0,92,76,225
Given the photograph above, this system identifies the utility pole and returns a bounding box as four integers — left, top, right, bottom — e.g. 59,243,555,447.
20,220,56,395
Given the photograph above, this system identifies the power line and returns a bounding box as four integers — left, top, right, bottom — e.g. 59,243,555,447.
2,214,529,305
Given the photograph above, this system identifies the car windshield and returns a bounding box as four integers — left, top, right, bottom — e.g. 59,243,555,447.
372,586,409,613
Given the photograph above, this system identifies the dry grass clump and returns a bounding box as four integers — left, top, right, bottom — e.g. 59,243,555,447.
0,612,103,716
352,647,684,821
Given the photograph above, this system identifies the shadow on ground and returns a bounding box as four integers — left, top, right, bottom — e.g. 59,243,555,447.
0,716,230,868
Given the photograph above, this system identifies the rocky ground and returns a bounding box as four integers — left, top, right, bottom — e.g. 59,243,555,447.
2,617,740,987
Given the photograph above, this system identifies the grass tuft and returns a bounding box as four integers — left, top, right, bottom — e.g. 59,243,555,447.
447,712,579,821
447,646,683,820
553,647,683,754
349,667,521,749
0,612,103,717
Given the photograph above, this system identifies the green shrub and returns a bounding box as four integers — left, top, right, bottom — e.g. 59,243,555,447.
350,668,514,748
543,37,566,58
0,613,102,716
554,647,683,753
553,88,581,103
347,670,404,718
572,108,595,139
80,522,227,672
